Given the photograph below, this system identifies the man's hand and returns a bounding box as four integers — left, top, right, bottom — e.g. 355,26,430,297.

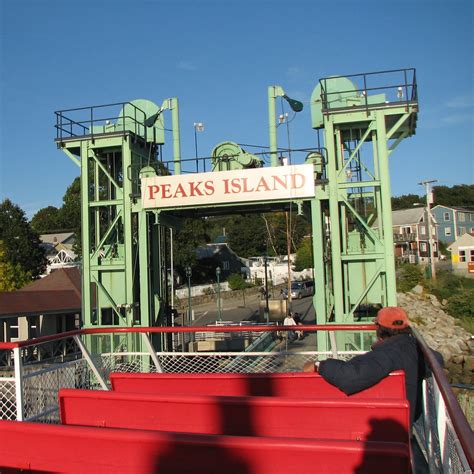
303,360,319,373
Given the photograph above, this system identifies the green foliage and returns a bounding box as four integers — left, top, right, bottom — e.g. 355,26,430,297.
390,184,474,213
294,236,313,271
30,176,82,256
425,270,474,302
391,194,422,210
31,206,63,233
433,184,474,208
59,177,81,255
227,273,249,291
173,218,210,276
0,241,31,291
226,214,268,256
0,199,46,280
396,264,423,293
206,212,310,258
446,289,474,320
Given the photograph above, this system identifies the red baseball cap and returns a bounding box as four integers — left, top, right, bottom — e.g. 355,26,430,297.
374,307,409,329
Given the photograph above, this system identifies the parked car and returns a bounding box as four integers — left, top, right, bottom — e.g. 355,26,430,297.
282,280,314,299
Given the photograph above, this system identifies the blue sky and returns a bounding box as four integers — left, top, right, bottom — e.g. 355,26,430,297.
0,0,473,218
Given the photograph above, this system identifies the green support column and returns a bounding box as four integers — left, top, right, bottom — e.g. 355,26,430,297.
268,86,279,167
311,196,328,351
138,211,150,326
375,111,397,306
324,120,345,321
81,142,92,325
122,141,134,325
170,98,182,175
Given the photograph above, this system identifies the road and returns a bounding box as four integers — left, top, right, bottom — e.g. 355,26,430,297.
178,292,316,327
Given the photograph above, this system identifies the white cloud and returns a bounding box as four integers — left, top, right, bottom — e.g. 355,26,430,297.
445,94,474,109
177,61,197,71
442,113,474,125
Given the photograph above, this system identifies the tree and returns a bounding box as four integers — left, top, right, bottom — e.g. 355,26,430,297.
227,272,251,306
433,184,474,208
294,236,313,271
0,199,47,280
59,177,82,255
0,241,31,291
173,217,210,276
391,194,422,210
226,214,268,257
31,206,62,233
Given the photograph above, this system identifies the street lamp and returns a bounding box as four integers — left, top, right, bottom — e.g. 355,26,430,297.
419,180,438,280
216,266,222,323
193,122,204,172
185,266,192,326
263,256,270,324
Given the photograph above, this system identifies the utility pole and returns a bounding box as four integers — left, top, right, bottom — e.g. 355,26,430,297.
419,180,437,280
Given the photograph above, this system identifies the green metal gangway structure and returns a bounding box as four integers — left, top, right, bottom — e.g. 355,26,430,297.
54,68,418,352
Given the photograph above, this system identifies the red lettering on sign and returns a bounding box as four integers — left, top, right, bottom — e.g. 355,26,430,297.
204,181,215,195
255,176,270,192
291,173,305,189
189,181,204,196
173,183,186,198
148,185,160,200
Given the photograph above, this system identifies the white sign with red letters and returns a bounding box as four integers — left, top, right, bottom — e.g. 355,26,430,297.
141,164,315,209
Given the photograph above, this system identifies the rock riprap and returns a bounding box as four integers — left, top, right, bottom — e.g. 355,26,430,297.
397,291,474,385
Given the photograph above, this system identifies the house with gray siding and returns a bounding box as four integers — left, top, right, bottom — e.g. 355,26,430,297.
431,206,474,244
373,207,439,264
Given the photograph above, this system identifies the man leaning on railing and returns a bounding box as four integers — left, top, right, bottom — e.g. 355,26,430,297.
303,307,442,426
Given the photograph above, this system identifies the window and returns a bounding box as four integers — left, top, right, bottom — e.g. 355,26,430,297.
444,228,452,236
459,227,466,235
223,261,230,270
420,242,427,252
401,226,411,234
9,318,19,340
420,226,426,235
459,212,465,222
470,250,474,262
470,214,474,222
459,250,466,262
444,212,450,221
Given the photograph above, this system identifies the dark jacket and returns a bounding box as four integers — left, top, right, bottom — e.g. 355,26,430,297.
319,333,421,424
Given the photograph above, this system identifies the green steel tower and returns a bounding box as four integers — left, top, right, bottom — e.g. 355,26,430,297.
55,98,181,339
55,68,418,354
309,69,418,350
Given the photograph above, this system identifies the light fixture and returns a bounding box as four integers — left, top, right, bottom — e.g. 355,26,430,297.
194,122,204,132
282,94,304,112
397,87,404,100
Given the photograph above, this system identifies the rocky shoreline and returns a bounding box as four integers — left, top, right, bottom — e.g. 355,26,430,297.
397,287,473,426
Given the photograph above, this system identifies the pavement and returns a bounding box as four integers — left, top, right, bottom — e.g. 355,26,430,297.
175,290,318,352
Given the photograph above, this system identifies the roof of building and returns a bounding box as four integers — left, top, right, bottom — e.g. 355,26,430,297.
373,207,427,228
432,205,474,213
447,232,474,251
0,291,81,317
0,268,81,318
40,232,75,245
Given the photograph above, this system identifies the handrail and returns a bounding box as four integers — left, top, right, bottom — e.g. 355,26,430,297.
0,324,376,350
412,327,474,468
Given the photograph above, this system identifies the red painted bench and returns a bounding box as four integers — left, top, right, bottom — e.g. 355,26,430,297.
110,371,407,399
59,389,410,443
0,419,410,473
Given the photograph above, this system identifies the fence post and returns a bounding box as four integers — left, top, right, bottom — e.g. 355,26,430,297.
13,347,24,421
